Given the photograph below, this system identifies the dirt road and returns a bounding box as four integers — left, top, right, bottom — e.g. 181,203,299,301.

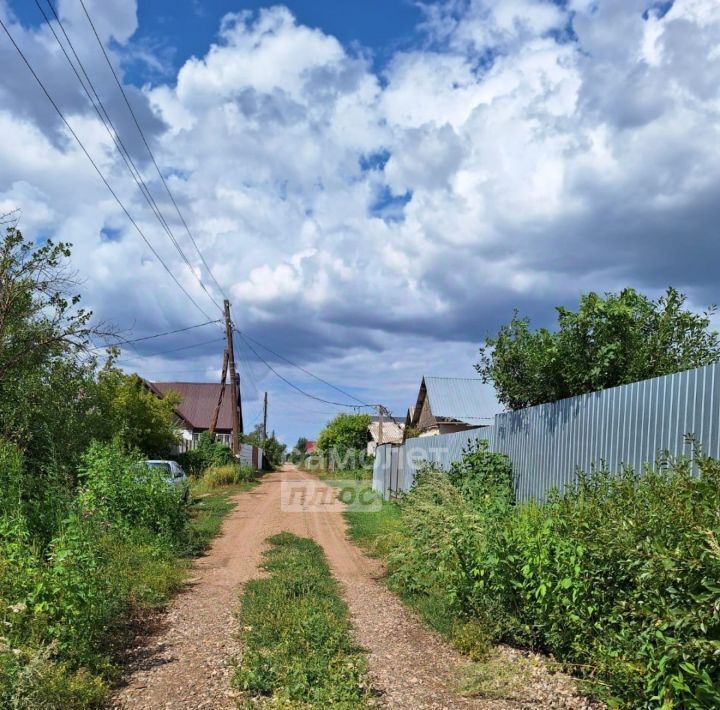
109,466,593,709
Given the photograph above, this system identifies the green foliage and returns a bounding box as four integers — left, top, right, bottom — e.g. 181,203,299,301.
234,532,369,706
94,366,181,458
447,439,514,508
77,440,186,542
0,228,102,476
178,432,234,475
289,436,310,464
183,491,239,556
344,490,403,559
479,288,720,410
316,413,371,471
0,229,241,706
0,439,193,705
384,445,720,708
199,463,255,489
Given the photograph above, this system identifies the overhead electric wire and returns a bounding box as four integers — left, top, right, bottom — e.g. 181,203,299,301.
115,336,225,358
77,0,229,302
91,319,222,352
0,17,216,321
235,328,375,409
35,0,223,316
238,330,372,408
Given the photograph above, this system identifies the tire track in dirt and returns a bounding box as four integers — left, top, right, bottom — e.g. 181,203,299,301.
108,465,596,709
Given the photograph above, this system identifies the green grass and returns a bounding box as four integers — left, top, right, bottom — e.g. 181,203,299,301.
192,464,257,493
314,468,372,482
343,488,492,658
233,532,370,707
344,487,402,559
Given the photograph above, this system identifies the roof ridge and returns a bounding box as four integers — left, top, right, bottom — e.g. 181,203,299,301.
424,376,483,381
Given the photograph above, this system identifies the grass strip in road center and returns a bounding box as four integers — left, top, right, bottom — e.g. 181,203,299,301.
233,532,370,707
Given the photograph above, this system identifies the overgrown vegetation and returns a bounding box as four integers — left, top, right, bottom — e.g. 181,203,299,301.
0,439,189,706
479,288,720,410
0,227,242,706
178,431,235,476
233,532,369,707
360,441,720,708
196,463,255,490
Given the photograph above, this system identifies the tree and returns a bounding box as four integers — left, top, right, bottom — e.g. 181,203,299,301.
478,288,720,410
289,436,309,464
0,228,106,472
94,363,182,458
316,413,371,468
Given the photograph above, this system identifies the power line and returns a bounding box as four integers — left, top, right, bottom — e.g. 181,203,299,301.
235,328,375,409
35,0,223,316
77,0,229,303
90,318,221,351
0,16,216,321
238,330,372,407
116,336,225,358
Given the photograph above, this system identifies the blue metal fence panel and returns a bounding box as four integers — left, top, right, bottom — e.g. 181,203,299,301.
398,428,494,495
491,362,720,501
375,362,720,502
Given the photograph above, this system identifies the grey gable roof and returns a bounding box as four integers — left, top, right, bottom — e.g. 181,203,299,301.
420,376,494,425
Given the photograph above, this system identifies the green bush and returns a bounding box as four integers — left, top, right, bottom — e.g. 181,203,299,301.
387,449,720,708
0,440,191,706
78,440,186,543
177,432,234,476
447,439,514,507
200,463,255,489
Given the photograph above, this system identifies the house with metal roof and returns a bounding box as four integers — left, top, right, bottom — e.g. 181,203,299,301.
406,376,494,437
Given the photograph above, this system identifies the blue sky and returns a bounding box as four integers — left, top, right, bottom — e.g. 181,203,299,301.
136,0,423,74
8,0,424,82
1,0,718,446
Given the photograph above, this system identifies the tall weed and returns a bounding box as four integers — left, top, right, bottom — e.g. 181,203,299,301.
387,445,720,708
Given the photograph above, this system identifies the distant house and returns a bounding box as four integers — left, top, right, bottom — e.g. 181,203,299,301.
305,441,317,453
367,415,404,455
406,376,493,437
144,380,243,452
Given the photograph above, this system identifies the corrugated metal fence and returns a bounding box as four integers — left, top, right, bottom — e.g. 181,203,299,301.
374,362,720,501
373,428,493,498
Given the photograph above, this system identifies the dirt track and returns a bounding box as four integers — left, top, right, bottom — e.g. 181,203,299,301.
108,465,594,709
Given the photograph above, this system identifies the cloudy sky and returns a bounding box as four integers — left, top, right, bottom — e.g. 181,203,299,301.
1,0,719,445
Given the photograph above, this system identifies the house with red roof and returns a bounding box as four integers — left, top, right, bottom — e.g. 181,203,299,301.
144,379,243,452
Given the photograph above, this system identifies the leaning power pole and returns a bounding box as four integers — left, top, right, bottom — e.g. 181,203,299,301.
208,349,229,436
263,391,268,440
223,299,241,455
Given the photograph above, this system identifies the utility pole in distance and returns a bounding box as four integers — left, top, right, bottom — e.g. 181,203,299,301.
263,391,268,440
223,299,241,455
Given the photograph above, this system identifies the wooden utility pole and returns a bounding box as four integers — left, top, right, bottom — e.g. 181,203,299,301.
263,391,268,440
208,349,229,435
223,299,241,455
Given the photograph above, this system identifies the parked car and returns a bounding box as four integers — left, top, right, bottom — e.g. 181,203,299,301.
143,460,189,501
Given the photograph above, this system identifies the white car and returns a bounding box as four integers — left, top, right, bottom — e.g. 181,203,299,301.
143,460,189,501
